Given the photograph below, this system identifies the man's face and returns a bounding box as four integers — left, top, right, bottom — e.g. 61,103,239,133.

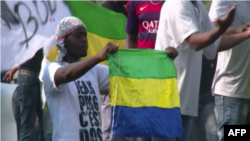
64,27,88,58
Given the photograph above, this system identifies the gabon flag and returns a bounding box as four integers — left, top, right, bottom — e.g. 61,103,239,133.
107,49,182,138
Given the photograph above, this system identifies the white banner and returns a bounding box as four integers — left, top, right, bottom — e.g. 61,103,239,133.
1,0,71,71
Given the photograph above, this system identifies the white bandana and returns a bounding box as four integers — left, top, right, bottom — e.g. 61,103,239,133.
54,17,86,62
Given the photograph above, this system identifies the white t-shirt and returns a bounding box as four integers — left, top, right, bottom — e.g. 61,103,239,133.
155,0,221,117
43,62,109,141
209,0,250,99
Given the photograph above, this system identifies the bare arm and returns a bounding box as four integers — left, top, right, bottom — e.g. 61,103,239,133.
10,66,19,73
2,66,19,82
216,22,250,35
186,27,222,51
186,3,237,51
125,34,138,49
54,43,118,87
223,27,242,35
54,56,102,87
186,27,250,52
218,30,250,52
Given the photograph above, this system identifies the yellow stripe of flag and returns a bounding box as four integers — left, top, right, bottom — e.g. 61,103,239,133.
110,76,180,108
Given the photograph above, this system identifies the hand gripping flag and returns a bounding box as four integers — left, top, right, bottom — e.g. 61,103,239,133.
107,49,182,138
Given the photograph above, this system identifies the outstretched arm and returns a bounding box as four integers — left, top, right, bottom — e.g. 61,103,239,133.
54,43,119,87
186,4,237,51
218,29,250,51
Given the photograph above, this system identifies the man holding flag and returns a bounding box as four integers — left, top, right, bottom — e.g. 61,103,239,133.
42,16,119,141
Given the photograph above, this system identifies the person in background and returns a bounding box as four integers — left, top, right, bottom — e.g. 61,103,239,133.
189,55,219,141
3,48,44,141
155,0,250,141
101,1,127,141
208,1,250,141
125,0,164,49
189,3,219,141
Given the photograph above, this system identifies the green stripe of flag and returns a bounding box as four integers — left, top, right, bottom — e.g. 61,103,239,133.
65,1,127,40
107,49,177,79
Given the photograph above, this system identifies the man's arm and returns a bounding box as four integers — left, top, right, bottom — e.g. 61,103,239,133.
218,29,250,52
54,56,103,87
54,43,118,87
186,27,222,51
186,25,250,52
223,27,242,35
2,66,19,82
218,22,250,35
186,4,236,51
209,0,250,35
125,34,138,49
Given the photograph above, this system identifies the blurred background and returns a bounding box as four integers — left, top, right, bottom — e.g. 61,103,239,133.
90,0,212,10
